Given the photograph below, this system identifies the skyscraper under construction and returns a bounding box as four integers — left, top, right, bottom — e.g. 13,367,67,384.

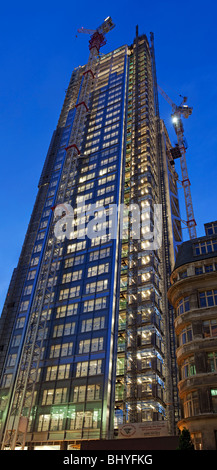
0,18,183,450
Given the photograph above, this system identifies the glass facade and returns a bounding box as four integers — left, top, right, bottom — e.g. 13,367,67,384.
0,35,182,449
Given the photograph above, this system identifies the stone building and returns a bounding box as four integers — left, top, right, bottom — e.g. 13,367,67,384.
168,221,217,450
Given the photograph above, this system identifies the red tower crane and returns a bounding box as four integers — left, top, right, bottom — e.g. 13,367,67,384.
158,85,197,240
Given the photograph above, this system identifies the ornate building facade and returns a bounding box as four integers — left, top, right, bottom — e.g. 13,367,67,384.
168,221,217,450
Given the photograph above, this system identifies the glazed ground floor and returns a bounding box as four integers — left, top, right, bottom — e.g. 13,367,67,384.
8,435,179,451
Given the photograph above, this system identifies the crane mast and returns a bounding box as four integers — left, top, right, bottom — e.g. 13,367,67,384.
158,85,197,240
1,16,115,451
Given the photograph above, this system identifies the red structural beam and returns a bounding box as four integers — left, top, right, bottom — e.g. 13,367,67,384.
182,178,191,186
83,69,95,79
75,101,89,112
186,218,197,227
65,143,80,154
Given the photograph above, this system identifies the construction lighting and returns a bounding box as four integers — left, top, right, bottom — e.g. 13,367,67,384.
172,116,178,124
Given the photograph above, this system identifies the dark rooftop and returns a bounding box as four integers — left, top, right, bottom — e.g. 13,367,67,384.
174,232,217,270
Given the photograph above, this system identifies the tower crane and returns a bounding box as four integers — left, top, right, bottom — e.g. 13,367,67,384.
158,85,197,240
77,16,115,38
1,16,115,451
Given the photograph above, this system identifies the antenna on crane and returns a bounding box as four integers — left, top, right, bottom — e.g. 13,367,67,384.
158,85,197,240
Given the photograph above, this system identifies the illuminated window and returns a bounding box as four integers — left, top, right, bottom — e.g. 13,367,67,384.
211,388,217,412
83,299,94,313
76,360,102,377
85,279,108,294
67,241,86,254
33,243,42,253
87,263,109,277
81,317,105,332
46,364,70,381
49,342,73,358
181,356,196,379
49,344,61,358
73,384,100,402
56,303,78,318
27,270,36,280
62,270,82,283
16,317,25,329
69,409,101,430
11,334,21,347
89,247,110,261
190,432,202,451
79,172,95,183
38,414,50,431
42,388,67,405
59,286,80,300
183,391,199,418
64,255,85,268
1,373,12,388
95,297,107,310
19,300,29,312
7,354,17,367
207,352,217,372
91,337,104,352
78,339,91,354
61,342,73,357
31,256,39,266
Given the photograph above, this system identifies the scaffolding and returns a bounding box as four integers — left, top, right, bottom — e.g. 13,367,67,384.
115,30,168,430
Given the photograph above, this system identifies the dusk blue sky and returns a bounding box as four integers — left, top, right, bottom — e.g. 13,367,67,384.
0,0,216,314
